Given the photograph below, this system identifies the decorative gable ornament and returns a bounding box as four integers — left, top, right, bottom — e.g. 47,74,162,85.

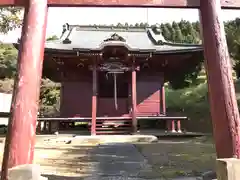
99,62,130,73
104,33,126,42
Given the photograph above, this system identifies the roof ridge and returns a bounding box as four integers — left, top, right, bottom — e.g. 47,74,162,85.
62,23,149,32
68,24,149,28
163,41,203,47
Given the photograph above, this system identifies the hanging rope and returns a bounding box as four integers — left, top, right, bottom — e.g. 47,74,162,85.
113,73,118,110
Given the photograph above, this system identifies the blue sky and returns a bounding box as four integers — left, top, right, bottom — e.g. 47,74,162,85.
1,7,240,42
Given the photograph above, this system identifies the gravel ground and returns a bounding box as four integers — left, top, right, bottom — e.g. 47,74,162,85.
0,136,98,179
0,136,214,180
0,135,160,179
34,138,161,179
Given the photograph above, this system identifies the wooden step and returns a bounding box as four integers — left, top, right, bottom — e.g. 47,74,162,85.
96,131,131,135
96,124,131,127
95,127,132,130
93,117,133,135
95,119,132,122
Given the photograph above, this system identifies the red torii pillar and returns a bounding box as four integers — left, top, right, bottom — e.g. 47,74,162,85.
1,1,48,179
200,0,240,158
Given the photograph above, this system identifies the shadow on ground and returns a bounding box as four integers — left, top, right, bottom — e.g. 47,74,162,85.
34,136,216,179
43,174,84,180
38,143,159,179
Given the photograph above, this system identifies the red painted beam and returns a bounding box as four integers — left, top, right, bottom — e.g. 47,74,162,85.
1,0,240,9
1,0,48,179
200,0,240,158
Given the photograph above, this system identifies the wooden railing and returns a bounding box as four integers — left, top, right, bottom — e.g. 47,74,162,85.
0,112,189,134
0,112,10,118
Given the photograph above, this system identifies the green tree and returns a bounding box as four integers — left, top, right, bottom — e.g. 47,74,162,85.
161,24,171,40
135,23,140,27
174,23,183,42
0,43,17,79
170,22,177,41
39,79,61,117
46,35,59,41
192,21,201,34
144,23,149,27
139,22,145,28
167,54,204,89
0,8,22,33
0,8,62,116
166,23,173,34
117,23,123,27
0,7,22,79
179,20,190,36
225,18,240,78
185,22,199,43
0,8,21,93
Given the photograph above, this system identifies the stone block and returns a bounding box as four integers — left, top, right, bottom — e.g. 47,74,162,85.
202,171,216,180
216,158,240,180
8,164,47,180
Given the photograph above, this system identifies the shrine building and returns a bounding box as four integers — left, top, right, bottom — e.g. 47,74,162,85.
15,24,203,135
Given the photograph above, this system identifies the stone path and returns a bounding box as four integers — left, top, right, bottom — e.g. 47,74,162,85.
35,136,201,180
84,143,160,180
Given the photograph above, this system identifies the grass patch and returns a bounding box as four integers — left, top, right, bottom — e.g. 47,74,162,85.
135,136,216,178
165,79,240,132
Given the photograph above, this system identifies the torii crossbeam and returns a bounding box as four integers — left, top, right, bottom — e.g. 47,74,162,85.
1,0,240,8
0,0,240,180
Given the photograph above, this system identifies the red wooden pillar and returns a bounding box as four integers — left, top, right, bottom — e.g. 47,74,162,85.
200,0,240,158
161,84,170,131
161,85,166,115
36,120,41,133
1,1,48,179
128,77,132,113
177,120,182,133
171,120,176,133
91,59,97,135
132,64,137,133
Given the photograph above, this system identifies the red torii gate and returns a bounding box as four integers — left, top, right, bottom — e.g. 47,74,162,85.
0,0,240,179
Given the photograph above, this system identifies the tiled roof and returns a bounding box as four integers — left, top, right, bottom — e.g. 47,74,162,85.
44,24,203,54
